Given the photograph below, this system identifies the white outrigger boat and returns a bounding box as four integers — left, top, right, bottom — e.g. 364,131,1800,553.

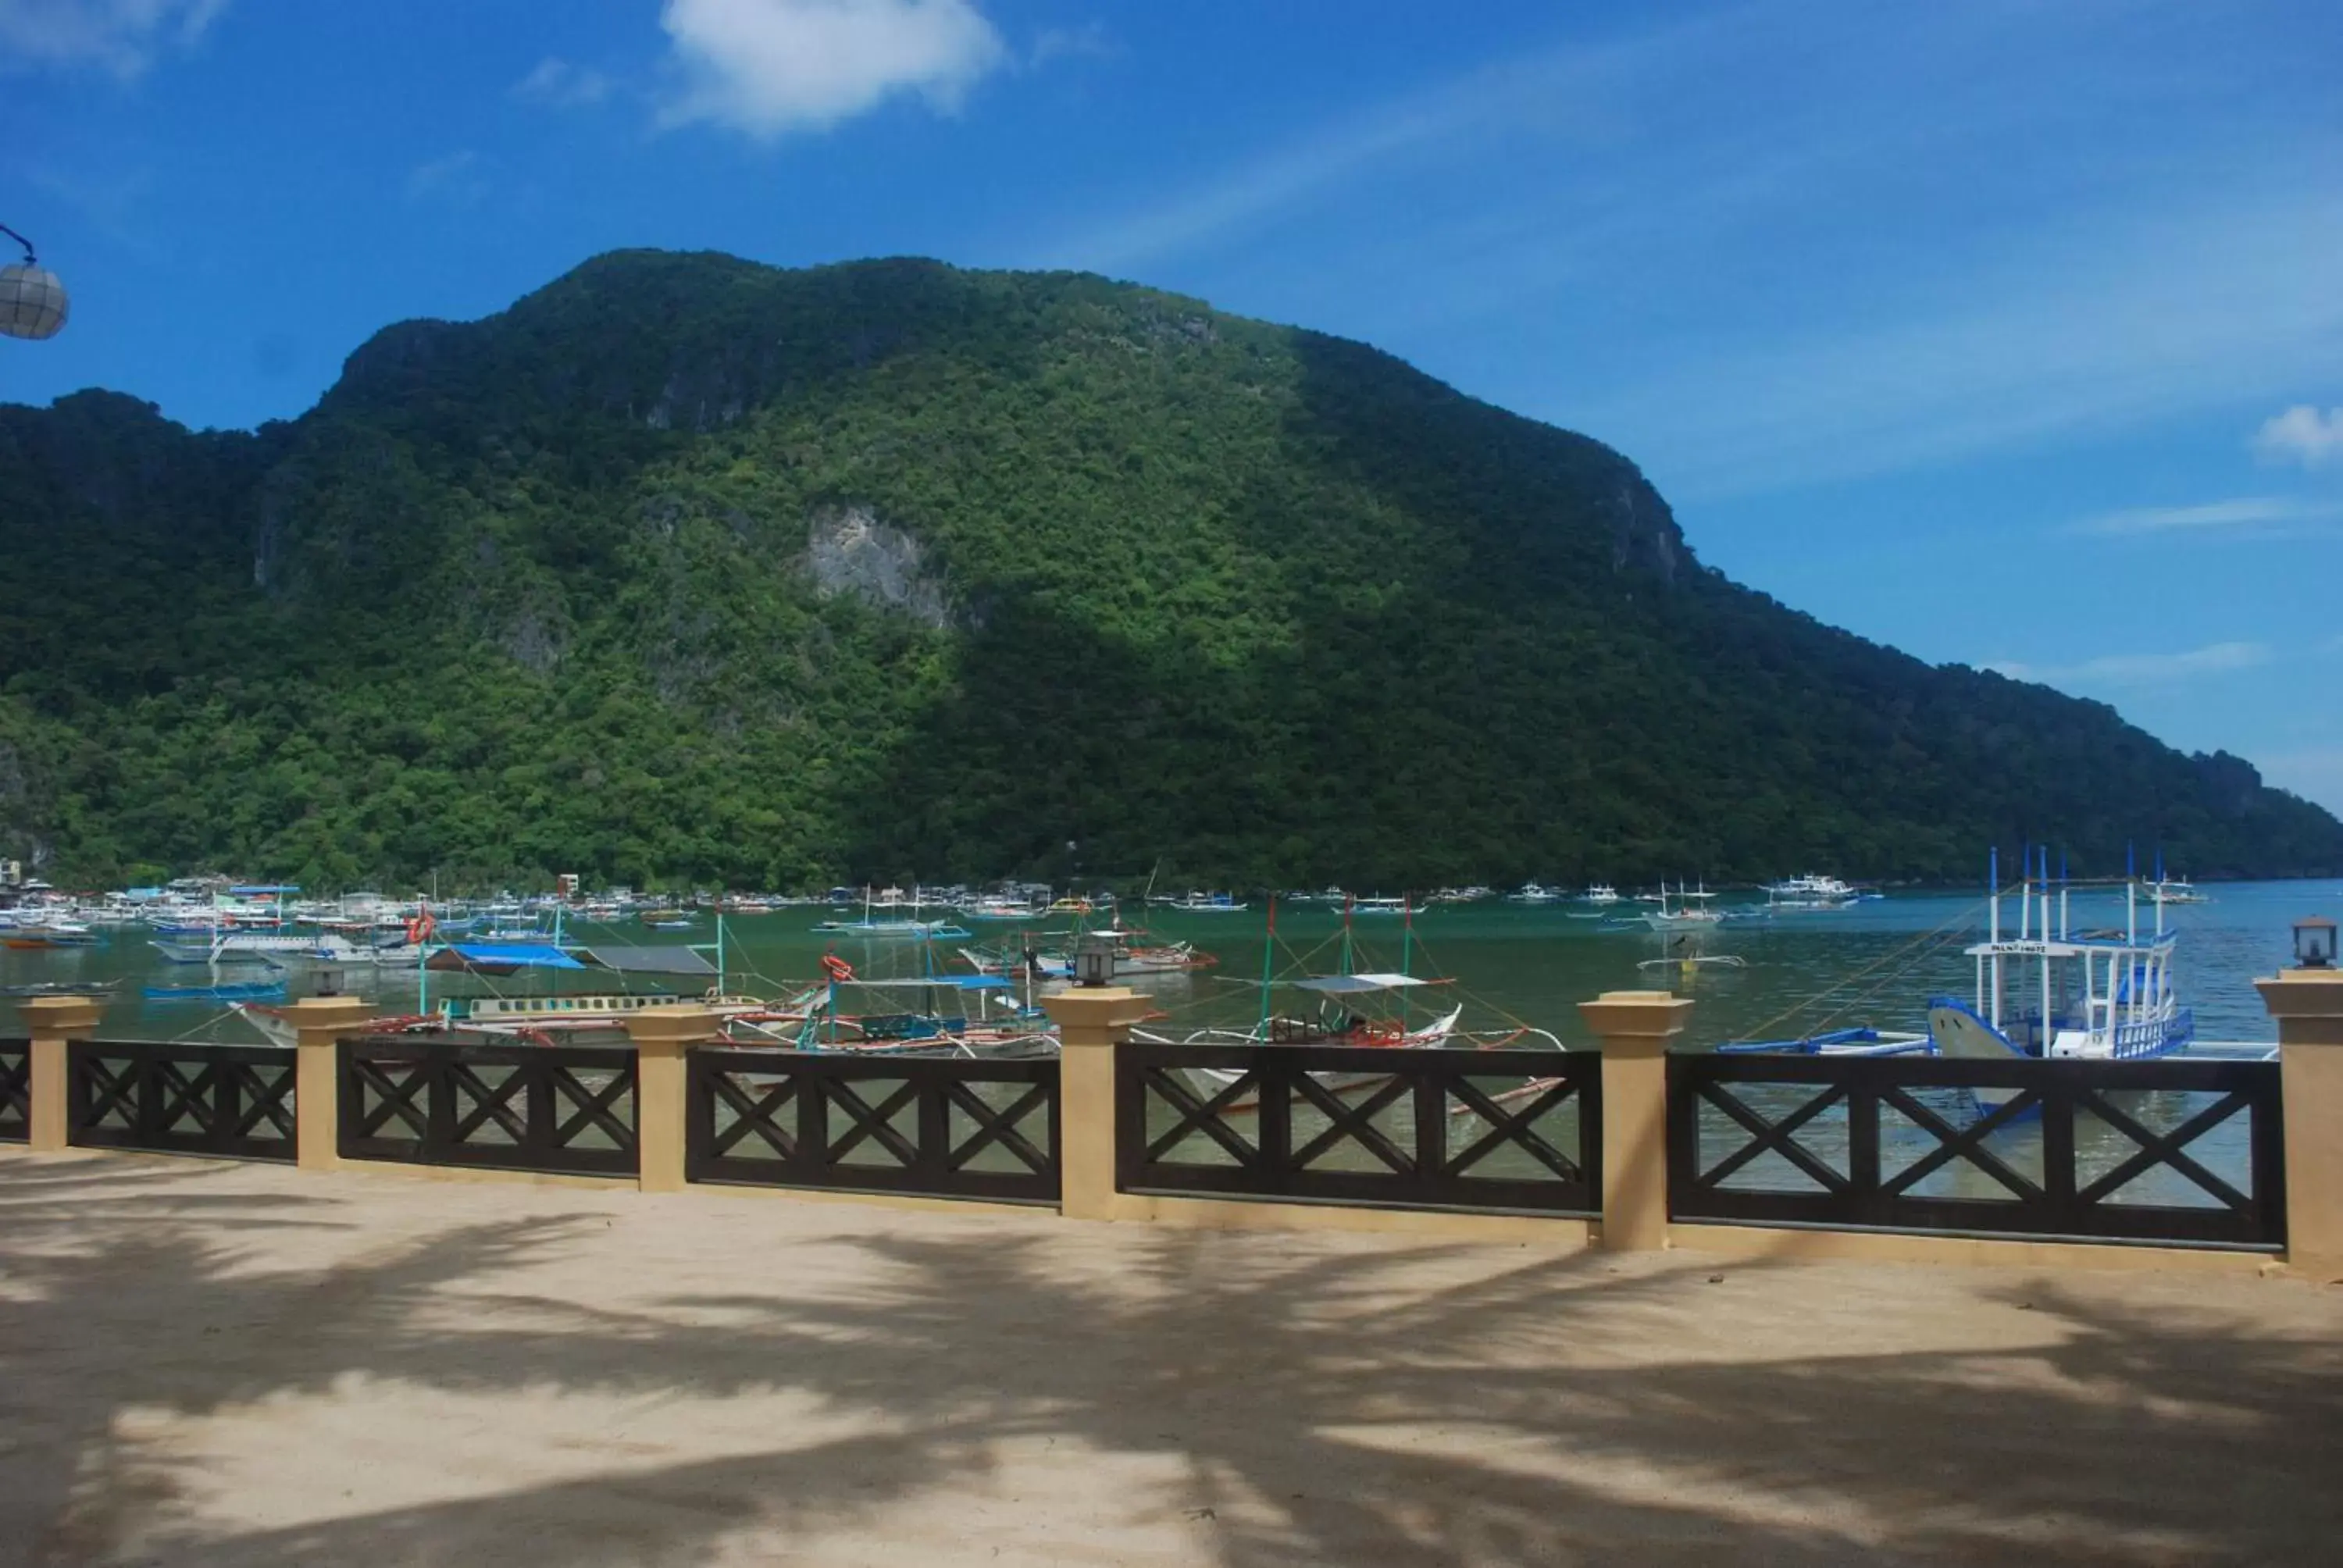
1724,848,2198,1107
811,887,972,940
1764,873,1857,911
1924,848,2192,1103
1642,883,1725,932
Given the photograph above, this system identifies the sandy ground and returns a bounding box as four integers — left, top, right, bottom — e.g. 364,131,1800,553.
1,1149,2338,1566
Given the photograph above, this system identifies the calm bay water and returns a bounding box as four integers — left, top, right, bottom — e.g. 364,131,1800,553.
16,879,2330,1048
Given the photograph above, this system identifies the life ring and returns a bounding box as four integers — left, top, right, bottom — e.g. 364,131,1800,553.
405,911,437,943
820,952,856,983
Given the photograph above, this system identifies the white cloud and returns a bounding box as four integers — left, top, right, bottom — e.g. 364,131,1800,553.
405,150,489,206
2254,405,2343,469
0,0,226,77
1988,640,2274,689
1030,21,1114,68
2067,496,2341,537
514,55,611,108
657,0,1006,140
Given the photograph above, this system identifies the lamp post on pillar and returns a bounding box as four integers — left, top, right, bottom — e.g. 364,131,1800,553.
1040,980,1151,1221
2258,915,2343,1277
1577,989,1694,1251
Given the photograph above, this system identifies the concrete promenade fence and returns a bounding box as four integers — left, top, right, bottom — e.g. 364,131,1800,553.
9,970,2342,1277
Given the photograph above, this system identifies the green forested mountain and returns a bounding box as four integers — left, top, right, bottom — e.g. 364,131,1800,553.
2,250,2336,890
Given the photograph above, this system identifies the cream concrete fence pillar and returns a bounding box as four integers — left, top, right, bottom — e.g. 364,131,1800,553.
624,1006,721,1194
2255,967,2343,1278
17,995,106,1152
1040,986,1154,1221
1576,989,1694,1251
281,996,374,1173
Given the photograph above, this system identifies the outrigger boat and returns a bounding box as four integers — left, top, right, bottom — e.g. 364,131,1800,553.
1924,848,2192,1109
1763,873,1857,911
1723,848,2195,1107
1140,896,1468,1099
1158,891,1249,914
727,960,1052,1057
811,886,971,940
1642,883,1724,932
960,924,1216,981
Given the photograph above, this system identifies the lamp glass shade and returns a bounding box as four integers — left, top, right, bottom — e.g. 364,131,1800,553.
0,264,69,340
1074,933,1116,988
2295,917,2338,969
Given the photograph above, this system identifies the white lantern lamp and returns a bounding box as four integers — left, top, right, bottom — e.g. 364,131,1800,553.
1074,932,1117,989
2295,916,2337,971
1,223,69,341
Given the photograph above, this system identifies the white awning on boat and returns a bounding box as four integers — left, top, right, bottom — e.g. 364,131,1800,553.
1293,972,1436,994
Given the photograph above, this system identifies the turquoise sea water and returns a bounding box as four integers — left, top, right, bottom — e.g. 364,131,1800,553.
14,879,2332,1049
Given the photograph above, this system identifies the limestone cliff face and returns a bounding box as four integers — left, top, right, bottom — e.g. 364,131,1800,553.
805,507,952,629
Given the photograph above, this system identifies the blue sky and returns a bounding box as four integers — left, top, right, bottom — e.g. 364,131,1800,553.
5,0,2341,815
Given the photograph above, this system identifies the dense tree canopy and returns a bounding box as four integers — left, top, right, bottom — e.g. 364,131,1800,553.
2,251,2336,891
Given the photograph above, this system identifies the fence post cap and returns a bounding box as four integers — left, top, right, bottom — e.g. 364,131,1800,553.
1577,990,1694,1046
1039,986,1151,1035
2256,968,2343,1024
622,1005,722,1049
16,994,109,1034
280,996,374,1023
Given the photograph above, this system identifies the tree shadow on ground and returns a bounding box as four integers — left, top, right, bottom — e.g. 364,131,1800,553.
2,1152,2338,1566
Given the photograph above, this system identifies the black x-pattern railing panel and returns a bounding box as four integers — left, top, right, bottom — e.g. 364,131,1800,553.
1116,1042,1602,1216
66,1039,297,1162
338,1035,638,1177
0,1038,28,1142
686,1049,1060,1203
1667,1052,2284,1249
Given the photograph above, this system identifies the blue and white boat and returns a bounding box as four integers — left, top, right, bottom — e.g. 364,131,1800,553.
1723,849,2193,1092
1928,848,2191,1086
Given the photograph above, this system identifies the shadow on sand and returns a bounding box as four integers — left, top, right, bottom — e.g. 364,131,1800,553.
2,1152,2338,1565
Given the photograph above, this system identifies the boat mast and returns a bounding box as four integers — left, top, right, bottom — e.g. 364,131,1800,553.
2058,848,2069,941
1255,894,1277,1039
1400,895,1414,1028
1981,846,1997,1021
2038,846,2052,1042
2127,841,2138,944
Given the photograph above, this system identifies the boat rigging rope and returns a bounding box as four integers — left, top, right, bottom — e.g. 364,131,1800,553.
1728,892,1998,1042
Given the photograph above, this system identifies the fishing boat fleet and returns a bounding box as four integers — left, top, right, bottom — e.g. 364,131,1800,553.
2,856,2244,1094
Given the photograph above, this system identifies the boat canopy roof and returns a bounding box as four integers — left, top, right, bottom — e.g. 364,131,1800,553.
430,943,587,971
1293,972,1439,994
1963,935,2174,960
583,944,716,977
